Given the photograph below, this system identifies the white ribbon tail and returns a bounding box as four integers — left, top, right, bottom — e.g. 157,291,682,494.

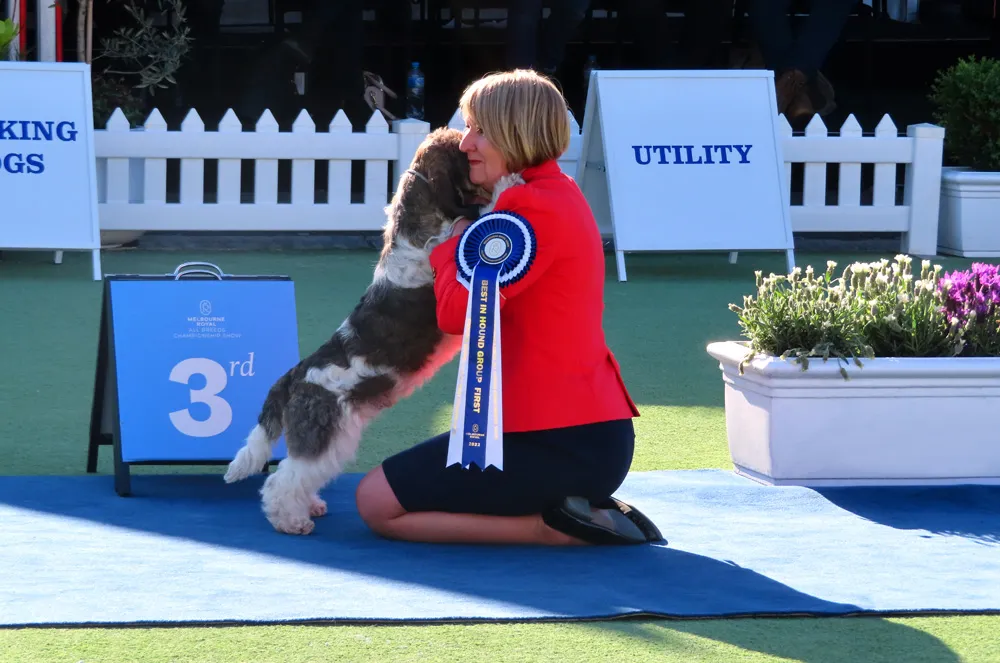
485,277,503,470
446,281,474,467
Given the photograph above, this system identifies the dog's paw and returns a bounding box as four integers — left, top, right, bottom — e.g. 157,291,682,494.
222,464,243,484
310,496,328,518
273,517,315,535
223,451,257,483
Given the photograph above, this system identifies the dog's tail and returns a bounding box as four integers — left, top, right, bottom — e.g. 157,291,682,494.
223,372,291,483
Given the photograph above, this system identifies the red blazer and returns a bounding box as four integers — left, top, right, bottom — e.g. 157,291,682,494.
429,159,640,433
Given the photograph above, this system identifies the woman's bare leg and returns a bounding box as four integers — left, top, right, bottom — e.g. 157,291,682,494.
355,465,586,545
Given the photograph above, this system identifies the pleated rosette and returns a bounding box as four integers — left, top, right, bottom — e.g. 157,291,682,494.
446,211,536,470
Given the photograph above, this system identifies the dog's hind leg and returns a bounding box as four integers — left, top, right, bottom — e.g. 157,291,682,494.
260,382,346,535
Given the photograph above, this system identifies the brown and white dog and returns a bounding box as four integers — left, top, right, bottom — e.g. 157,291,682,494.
223,127,498,535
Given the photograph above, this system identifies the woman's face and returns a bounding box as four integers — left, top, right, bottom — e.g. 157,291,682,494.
460,115,508,192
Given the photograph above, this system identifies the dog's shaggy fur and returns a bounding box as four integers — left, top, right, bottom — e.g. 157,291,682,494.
223,127,508,535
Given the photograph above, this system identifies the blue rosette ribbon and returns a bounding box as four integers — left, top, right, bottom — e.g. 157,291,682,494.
446,210,536,471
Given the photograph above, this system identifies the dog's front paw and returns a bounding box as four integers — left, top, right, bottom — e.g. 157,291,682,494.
222,463,244,484
310,495,328,518
273,516,315,535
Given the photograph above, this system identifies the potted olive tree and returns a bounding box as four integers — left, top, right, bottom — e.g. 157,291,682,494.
930,56,1000,257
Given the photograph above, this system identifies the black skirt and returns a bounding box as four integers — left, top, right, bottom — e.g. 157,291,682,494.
381,418,635,517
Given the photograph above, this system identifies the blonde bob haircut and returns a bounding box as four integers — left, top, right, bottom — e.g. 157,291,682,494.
458,69,571,173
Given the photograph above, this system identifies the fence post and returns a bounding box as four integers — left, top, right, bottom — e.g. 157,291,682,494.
902,123,946,257
392,118,431,192
105,109,132,208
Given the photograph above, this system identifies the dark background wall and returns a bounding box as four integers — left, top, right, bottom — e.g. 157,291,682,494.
67,0,998,135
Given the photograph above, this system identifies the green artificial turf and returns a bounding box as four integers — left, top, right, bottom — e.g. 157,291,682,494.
1,246,998,663
0,247,757,476
1,616,998,663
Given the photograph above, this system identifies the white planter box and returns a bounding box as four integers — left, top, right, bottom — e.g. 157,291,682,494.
938,167,1000,257
706,340,1000,487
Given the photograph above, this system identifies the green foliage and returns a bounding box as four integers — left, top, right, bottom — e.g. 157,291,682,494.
854,257,963,359
96,0,192,94
728,256,966,379
91,76,148,128
0,18,19,60
929,55,1000,172
88,0,192,128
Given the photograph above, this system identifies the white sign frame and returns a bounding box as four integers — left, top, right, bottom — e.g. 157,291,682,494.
574,69,795,282
0,61,102,280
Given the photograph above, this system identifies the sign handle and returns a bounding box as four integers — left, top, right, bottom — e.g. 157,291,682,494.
172,262,228,280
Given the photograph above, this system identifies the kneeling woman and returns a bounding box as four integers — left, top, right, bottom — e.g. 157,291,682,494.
354,69,662,546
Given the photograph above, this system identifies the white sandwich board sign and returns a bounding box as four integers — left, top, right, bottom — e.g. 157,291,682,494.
0,62,102,280
575,69,795,281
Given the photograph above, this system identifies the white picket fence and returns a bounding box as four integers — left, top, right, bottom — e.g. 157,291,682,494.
93,105,945,255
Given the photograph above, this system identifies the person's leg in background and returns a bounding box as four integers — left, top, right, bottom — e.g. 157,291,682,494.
176,0,226,110
621,0,736,70
535,0,592,75
237,0,367,126
746,0,799,70
786,0,854,115
620,0,670,69
506,0,590,74
746,0,795,102
506,0,545,70
308,0,367,126
747,0,854,120
678,0,736,69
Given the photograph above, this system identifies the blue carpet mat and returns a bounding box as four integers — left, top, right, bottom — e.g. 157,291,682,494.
1,469,998,627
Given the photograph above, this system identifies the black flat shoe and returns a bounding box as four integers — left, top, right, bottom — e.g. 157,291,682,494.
542,496,666,545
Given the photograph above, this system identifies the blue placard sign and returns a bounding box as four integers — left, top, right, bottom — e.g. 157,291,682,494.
87,263,300,495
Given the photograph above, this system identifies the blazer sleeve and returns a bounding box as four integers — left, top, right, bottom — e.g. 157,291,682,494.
429,186,562,335
429,234,468,335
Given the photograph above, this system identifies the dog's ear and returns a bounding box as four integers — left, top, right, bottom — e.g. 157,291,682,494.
424,131,471,202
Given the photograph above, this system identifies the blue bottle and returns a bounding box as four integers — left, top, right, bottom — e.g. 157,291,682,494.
406,62,425,120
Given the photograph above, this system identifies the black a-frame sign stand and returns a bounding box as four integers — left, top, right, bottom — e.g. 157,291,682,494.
87,275,130,496
87,264,288,497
